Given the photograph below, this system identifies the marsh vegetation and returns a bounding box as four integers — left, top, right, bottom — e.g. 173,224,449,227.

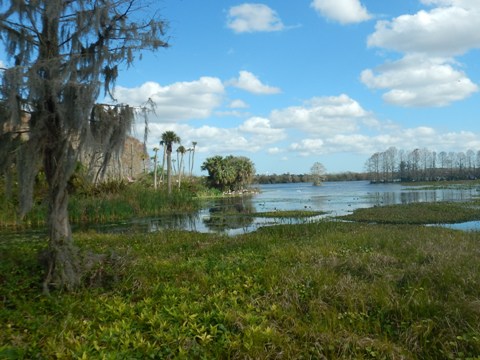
2,180,480,358
2,214,480,359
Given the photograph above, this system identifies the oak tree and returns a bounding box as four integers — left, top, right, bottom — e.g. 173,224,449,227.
0,0,168,292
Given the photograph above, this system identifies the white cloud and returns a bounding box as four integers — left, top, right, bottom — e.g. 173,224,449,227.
367,4,480,56
239,117,286,143
270,94,370,135
286,126,480,158
227,71,281,95
229,99,249,109
361,55,478,107
364,1,480,108
267,147,283,155
139,117,285,158
311,0,372,24
0,60,5,68
113,77,225,122
420,0,480,9
290,139,325,157
227,4,285,33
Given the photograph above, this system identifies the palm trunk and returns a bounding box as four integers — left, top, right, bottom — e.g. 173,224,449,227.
191,147,196,176
167,150,172,194
178,153,183,188
153,148,158,190
161,144,166,182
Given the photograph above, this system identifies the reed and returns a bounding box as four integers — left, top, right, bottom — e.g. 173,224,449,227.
0,184,199,228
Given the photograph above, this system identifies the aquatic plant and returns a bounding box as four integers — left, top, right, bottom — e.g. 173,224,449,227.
1,221,479,359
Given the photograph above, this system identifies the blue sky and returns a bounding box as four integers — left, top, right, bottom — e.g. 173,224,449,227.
3,0,480,175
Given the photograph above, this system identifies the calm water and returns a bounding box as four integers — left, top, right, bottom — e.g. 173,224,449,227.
3,181,480,239
98,181,480,235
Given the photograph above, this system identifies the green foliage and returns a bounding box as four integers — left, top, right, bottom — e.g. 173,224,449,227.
340,201,480,224
2,221,480,359
0,179,199,227
255,210,325,218
202,155,255,191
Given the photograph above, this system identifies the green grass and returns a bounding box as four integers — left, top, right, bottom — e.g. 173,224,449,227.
1,221,480,359
340,201,480,225
0,184,199,228
401,179,480,189
254,210,325,218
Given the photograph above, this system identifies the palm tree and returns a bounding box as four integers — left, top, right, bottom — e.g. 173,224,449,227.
159,140,166,183
177,145,187,188
190,141,197,176
152,147,159,190
161,131,181,194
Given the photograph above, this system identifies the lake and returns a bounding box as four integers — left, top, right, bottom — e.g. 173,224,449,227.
2,181,479,239
96,181,480,235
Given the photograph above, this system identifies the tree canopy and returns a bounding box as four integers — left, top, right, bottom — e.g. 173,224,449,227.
201,155,256,192
0,0,168,291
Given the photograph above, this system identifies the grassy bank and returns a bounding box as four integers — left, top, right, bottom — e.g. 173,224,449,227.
0,182,200,228
339,201,480,225
1,220,480,359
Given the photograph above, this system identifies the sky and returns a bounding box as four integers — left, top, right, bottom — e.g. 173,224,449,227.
2,0,480,175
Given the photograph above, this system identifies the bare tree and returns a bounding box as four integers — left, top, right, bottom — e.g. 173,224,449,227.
0,0,168,292
310,162,326,186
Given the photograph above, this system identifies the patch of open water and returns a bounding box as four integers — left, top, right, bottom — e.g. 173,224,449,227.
2,181,479,238
95,181,480,235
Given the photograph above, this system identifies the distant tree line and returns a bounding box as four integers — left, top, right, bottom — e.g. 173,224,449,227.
365,147,480,183
255,173,312,184
255,171,369,184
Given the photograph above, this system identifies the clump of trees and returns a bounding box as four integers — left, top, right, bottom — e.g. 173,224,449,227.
366,147,480,183
201,155,255,192
150,131,198,193
0,0,168,292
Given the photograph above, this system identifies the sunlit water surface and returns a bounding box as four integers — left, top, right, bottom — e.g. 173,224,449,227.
3,181,480,239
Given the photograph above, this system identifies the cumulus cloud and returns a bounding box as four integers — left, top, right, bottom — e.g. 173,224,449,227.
287,126,480,158
361,55,478,107
228,99,249,108
130,82,480,170
420,0,479,9
139,116,285,158
267,147,283,155
270,94,370,135
364,1,480,107
239,117,286,143
227,3,285,33
367,4,480,57
113,77,225,122
311,0,372,24
227,71,281,95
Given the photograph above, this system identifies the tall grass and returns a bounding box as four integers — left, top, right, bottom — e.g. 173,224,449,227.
0,182,199,228
1,221,479,359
